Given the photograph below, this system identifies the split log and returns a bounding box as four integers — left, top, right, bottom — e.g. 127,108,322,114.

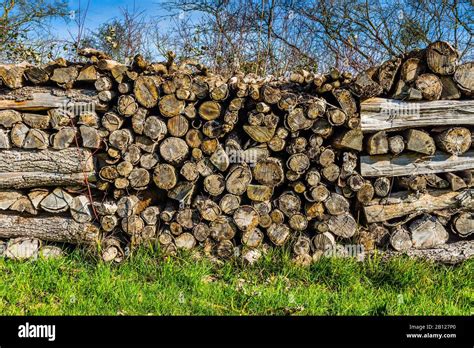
159,94,185,117
454,62,473,96
40,188,73,213
360,98,474,132
435,127,471,155
0,88,104,112
399,58,424,83
50,66,78,88
53,127,76,149
332,89,356,117
452,212,474,238
363,189,474,223
409,215,448,249
424,173,449,189
390,226,412,251
415,74,442,101
439,76,461,100
4,237,40,260
243,125,275,143
333,129,363,151
70,195,93,223
367,131,388,155
25,66,50,85
377,58,402,93
23,129,49,149
0,148,95,188
0,212,99,243
133,76,160,108
373,177,391,197
399,175,427,192
267,223,291,246
352,71,383,99
76,65,98,82
80,125,101,148
406,129,436,155
233,206,259,232
312,232,336,251
327,213,357,238
0,109,21,127
386,240,474,264
360,150,474,177
159,137,189,164
444,172,467,191
426,41,458,76
252,158,284,187
0,63,28,89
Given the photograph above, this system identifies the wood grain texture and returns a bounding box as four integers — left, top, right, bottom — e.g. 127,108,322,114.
361,150,474,177
0,87,105,111
363,189,474,223
0,148,96,188
360,98,474,132
0,212,99,243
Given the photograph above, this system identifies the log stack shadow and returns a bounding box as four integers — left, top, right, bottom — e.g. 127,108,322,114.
0,41,472,263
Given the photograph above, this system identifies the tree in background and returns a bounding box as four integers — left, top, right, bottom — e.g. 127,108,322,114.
1,0,472,75
158,0,472,76
0,0,69,62
83,5,152,63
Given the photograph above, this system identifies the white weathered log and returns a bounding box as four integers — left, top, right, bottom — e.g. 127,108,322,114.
409,215,449,249
360,98,474,132
363,189,474,223
361,150,474,177
385,240,473,265
0,87,105,111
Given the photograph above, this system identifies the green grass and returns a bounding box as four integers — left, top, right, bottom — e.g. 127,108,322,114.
0,247,472,315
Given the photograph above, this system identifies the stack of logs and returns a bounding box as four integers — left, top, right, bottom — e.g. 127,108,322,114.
0,41,472,264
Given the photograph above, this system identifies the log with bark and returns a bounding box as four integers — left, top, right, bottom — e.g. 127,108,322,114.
0,40,471,264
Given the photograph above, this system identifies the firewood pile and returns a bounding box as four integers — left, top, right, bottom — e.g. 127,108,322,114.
0,41,472,263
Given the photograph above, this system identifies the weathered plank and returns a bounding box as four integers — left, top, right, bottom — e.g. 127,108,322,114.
0,212,99,243
363,189,474,223
385,240,474,264
360,98,474,132
360,150,474,177
0,148,96,188
0,87,105,111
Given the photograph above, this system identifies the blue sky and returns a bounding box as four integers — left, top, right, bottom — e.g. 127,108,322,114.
50,0,168,39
